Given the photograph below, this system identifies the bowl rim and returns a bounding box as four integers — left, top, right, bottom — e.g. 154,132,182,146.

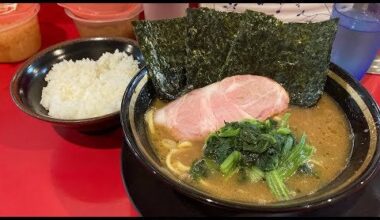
10,37,140,124
120,63,380,212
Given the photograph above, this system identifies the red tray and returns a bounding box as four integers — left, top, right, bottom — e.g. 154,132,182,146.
0,3,378,216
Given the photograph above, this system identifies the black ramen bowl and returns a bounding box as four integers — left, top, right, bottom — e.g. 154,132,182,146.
120,63,380,212
10,37,145,133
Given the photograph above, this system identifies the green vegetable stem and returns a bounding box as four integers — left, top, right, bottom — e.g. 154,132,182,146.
248,166,265,183
220,151,241,175
266,170,290,201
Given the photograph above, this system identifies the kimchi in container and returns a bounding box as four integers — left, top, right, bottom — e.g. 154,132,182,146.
0,3,41,63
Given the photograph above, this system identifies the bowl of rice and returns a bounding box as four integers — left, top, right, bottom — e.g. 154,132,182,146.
10,37,145,133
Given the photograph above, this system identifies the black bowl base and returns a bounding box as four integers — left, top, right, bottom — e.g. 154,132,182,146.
55,124,120,135
121,141,380,217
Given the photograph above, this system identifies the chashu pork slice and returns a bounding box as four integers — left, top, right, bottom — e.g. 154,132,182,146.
154,75,289,141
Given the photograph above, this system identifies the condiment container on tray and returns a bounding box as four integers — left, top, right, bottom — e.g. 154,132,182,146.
59,3,143,39
0,3,41,63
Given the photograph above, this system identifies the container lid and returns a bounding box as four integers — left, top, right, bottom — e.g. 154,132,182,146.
58,3,143,21
0,3,40,31
332,3,380,32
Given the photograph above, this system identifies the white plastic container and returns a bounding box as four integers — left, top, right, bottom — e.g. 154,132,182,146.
143,3,189,20
62,4,143,39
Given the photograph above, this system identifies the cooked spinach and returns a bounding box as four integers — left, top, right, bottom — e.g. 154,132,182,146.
204,118,292,169
247,166,265,183
266,170,290,201
189,159,209,181
277,134,315,179
298,162,319,178
189,158,218,181
189,113,316,201
220,151,241,175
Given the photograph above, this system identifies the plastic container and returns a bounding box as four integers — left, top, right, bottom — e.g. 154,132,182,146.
58,3,139,20
330,3,380,80
143,3,188,20
0,3,41,63
62,4,143,39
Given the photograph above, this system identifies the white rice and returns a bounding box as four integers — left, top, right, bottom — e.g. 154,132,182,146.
40,49,139,120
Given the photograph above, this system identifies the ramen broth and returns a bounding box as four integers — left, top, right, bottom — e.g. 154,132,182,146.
146,94,352,203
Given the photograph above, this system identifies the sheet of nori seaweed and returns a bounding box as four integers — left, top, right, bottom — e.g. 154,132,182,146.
276,20,338,107
185,8,244,89
133,18,187,100
220,10,282,80
222,12,338,107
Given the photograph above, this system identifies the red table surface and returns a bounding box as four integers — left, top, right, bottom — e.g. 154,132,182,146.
0,3,379,217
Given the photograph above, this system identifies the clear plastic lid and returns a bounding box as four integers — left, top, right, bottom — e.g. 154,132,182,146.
58,3,143,21
332,3,380,32
0,3,40,31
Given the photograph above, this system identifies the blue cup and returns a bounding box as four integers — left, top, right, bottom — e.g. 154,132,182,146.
330,3,380,80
